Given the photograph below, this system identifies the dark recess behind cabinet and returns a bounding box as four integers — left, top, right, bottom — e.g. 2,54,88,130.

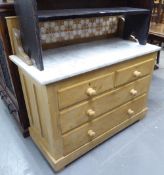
0,2,29,137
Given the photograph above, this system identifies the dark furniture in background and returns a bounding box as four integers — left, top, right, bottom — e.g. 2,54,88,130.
15,0,153,71
151,0,164,23
149,0,164,68
149,23,164,68
0,2,29,137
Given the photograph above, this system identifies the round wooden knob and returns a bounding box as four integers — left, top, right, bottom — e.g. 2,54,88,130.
86,88,97,97
130,89,138,96
133,70,141,78
128,109,134,115
87,109,96,117
88,130,96,138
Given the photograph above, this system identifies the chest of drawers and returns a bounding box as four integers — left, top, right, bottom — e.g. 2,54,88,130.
16,52,156,171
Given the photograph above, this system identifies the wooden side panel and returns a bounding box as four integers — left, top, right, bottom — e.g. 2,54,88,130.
45,84,64,159
19,70,49,147
19,72,34,126
19,71,64,159
29,77,64,159
5,16,19,54
19,69,64,160
33,84,49,139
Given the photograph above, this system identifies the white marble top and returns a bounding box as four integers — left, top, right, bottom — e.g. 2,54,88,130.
10,38,161,85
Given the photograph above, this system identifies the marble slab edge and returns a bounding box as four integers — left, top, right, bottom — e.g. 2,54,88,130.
9,46,161,86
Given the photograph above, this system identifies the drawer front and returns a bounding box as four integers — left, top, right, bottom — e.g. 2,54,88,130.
58,72,114,109
60,75,151,134
63,94,147,155
115,59,154,87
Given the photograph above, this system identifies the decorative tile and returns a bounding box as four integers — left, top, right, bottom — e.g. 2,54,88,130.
39,16,121,44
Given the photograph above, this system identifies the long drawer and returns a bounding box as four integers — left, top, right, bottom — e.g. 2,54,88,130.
58,72,114,109
63,94,147,155
60,75,151,134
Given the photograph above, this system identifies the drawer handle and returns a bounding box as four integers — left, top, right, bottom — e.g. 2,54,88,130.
133,70,141,78
128,109,134,115
87,109,96,117
86,88,97,97
88,130,96,138
130,89,138,96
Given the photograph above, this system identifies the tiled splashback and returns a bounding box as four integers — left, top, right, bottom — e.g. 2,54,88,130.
39,16,120,44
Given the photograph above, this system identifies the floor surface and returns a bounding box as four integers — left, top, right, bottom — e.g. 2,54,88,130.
0,51,164,175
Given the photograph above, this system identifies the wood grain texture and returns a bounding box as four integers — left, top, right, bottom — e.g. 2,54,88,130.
58,72,114,109
30,108,148,171
5,16,19,53
63,94,147,155
19,70,50,148
149,23,164,38
115,58,155,87
6,17,33,65
59,75,151,134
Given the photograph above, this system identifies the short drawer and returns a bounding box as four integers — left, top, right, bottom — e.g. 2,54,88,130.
58,72,114,109
63,94,147,155
60,75,151,134
115,58,154,87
